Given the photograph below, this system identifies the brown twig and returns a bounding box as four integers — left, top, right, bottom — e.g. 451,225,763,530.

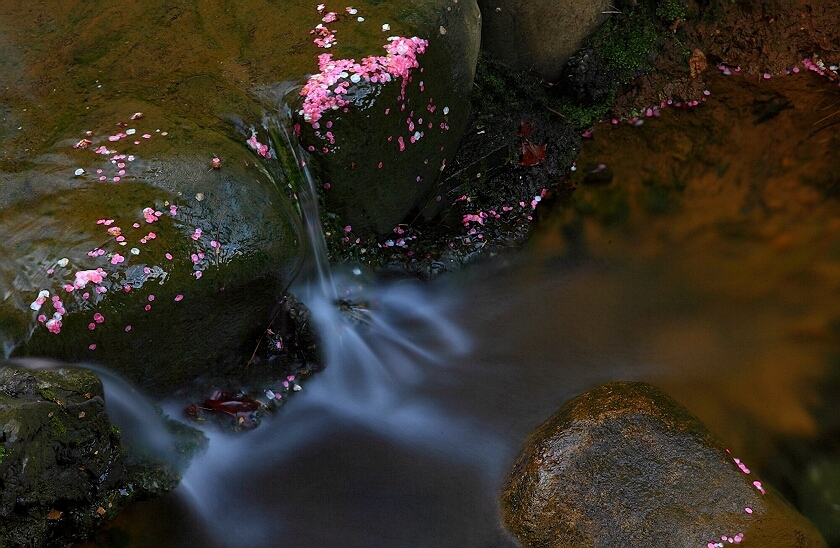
244,300,287,370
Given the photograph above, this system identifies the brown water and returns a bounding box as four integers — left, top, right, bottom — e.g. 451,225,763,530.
68,70,840,547
536,70,840,462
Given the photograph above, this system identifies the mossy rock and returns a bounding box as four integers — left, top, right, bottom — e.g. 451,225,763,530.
0,363,205,548
295,0,482,237
0,101,302,396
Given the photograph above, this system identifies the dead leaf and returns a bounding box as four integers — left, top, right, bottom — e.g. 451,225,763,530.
689,49,707,78
519,142,546,167
46,509,63,520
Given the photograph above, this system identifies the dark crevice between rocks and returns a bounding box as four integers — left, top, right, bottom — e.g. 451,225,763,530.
177,293,320,433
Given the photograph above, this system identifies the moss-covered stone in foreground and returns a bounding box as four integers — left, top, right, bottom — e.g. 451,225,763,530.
0,363,206,548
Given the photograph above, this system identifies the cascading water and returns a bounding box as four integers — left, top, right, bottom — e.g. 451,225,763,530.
153,111,522,547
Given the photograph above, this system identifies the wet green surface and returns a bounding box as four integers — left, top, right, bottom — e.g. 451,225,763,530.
0,0,479,393
0,0,431,163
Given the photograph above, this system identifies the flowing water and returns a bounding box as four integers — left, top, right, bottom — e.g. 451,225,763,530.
66,71,840,546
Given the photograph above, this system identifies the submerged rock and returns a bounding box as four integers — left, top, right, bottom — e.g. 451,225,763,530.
0,363,204,548
501,382,827,548
476,0,611,82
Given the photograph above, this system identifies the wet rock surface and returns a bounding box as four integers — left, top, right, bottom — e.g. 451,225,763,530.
608,0,840,118
0,364,204,548
0,103,302,396
0,0,489,389
297,0,482,237
477,0,611,82
501,382,827,548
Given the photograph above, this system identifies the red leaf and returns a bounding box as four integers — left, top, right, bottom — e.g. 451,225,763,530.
519,142,546,166
202,392,261,415
517,120,533,138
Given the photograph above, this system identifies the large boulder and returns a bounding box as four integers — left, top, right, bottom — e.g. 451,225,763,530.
1,0,482,241
501,382,827,548
477,0,611,82
0,101,302,396
0,364,202,548
295,0,482,236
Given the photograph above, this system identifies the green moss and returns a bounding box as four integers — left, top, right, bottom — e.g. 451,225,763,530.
589,8,660,77
471,54,544,115
567,0,696,105
551,95,614,130
656,0,687,22
38,387,58,404
0,446,9,465
472,53,608,132
50,415,68,437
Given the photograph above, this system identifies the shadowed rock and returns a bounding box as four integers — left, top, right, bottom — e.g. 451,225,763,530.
0,102,302,396
296,0,482,236
477,0,611,82
0,363,205,548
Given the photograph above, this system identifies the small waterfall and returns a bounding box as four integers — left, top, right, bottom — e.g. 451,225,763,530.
168,110,513,547
266,105,337,302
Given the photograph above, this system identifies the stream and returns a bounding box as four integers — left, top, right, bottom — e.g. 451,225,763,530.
69,71,840,547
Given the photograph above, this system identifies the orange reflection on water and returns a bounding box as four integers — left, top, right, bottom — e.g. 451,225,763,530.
533,70,840,463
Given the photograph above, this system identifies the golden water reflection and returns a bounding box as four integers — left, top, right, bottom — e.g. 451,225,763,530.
533,70,840,466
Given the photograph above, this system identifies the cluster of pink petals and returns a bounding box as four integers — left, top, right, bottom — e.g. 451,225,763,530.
45,317,62,334
246,131,271,158
732,457,750,474
142,207,161,223
73,268,107,288
802,56,840,82
311,23,337,48
43,296,67,334
706,532,745,547
299,36,428,125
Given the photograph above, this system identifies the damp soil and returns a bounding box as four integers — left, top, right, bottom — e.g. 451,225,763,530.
612,0,840,117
